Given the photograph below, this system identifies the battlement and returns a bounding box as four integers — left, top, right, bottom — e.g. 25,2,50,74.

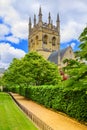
30,22,58,35
28,7,60,59
29,7,60,35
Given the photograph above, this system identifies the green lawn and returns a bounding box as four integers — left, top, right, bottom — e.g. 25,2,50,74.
0,92,38,130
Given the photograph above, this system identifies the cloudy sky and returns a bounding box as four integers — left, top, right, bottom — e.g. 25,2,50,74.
0,0,87,68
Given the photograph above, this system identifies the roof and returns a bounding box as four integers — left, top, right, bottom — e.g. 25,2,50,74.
48,46,71,65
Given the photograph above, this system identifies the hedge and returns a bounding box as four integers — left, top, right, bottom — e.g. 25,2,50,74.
10,84,87,122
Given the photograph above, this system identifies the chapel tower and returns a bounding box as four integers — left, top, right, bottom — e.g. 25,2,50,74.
28,7,60,59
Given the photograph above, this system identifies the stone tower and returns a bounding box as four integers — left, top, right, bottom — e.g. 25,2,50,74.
28,7,60,59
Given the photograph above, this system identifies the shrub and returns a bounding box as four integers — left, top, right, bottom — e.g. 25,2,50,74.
17,84,87,122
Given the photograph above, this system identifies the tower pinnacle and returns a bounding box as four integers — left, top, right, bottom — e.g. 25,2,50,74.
34,14,36,26
28,7,60,59
48,12,51,24
57,13,60,22
38,6,42,22
56,13,60,34
29,17,31,33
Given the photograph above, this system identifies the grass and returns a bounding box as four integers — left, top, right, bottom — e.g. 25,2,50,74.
0,92,38,130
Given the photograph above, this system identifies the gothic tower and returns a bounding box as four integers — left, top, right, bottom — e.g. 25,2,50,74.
28,7,60,59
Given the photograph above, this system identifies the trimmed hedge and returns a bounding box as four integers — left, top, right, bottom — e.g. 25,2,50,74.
7,84,87,122
11,84,87,122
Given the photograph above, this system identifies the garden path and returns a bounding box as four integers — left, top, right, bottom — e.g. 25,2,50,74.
11,93,87,130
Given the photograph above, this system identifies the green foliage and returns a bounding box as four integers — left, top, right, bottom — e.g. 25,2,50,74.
61,27,87,122
2,58,23,87
63,27,87,86
0,77,2,86
3,52,61,88
12,84,87,122
79,27,87,60
0,76,5,86
63,59,80,80
2,27,87,123
23,52,61,85
74,50,80,58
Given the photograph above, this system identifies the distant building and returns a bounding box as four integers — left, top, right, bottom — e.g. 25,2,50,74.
28,7,75,67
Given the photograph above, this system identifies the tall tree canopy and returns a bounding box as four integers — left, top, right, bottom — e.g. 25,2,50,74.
79,27,87,60
63,26,87,86
3,52,61,87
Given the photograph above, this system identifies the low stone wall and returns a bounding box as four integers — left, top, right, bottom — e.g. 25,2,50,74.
9,93,53,130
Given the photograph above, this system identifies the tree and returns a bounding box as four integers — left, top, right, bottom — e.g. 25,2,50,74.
63,59,82,79
2,58,23,89
63,27,87,87
3,52,61,88
79,27,87,60
77,26,87,82
0,77,3,89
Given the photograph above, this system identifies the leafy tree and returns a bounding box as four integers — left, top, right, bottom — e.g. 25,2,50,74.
63,59,81,80
79,27,87,60
74,50,80,59
63,26,87,87
75,26,87,82
3,52,61,88
2,58,22,90
0,77,2,86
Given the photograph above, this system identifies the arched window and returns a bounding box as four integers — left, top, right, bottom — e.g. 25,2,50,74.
70,50,71,54
43,35,48,44
30,39,33,47
52,37,56,46
36,36,39,45
31,39,33,43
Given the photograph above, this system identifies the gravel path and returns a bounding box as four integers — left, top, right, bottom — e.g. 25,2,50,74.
11,93,87,130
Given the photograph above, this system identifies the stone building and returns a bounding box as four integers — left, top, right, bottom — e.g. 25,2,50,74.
48,46,75,67
28,7,75,67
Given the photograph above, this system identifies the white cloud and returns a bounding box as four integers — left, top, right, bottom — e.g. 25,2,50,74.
0,0,28,41
61,21,85,42
6,36,20,44
71,42,76,49
11,21,28,39
0,0,87,43
0,0,15,19
0,0,87,68
0,43,26,68
0,24,10,37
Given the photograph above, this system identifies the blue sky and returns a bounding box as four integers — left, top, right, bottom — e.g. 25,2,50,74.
0,0,87,68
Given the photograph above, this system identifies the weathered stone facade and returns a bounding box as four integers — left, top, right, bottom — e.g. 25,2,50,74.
60,46,75,67
28,7,60,60
48,46,75,67
28,7,75,67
